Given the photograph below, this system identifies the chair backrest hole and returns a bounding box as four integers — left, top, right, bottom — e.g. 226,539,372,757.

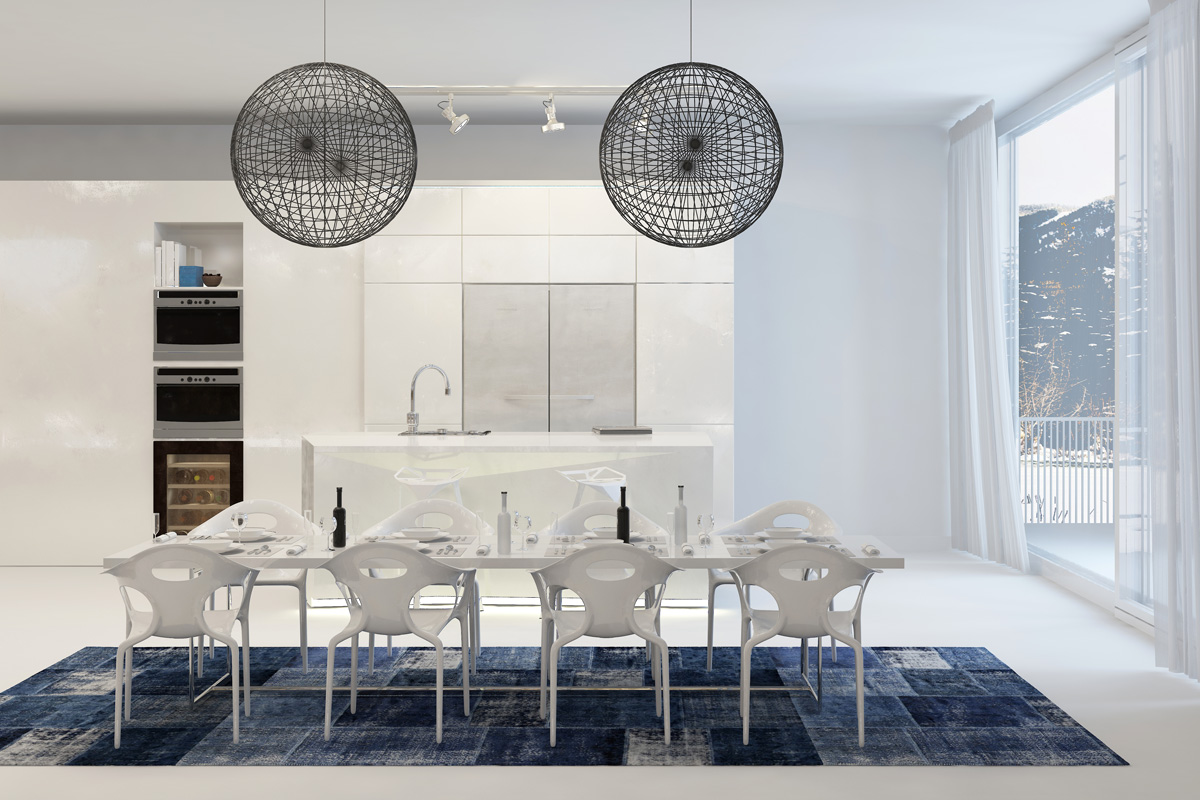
585,560,635,581
772,513,811,530
583,514,618,531
413,512,452,530
779,562,826,581
150,566,202,581
360,558,408,578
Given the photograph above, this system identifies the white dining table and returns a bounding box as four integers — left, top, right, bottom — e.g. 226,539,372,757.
102,531,906,572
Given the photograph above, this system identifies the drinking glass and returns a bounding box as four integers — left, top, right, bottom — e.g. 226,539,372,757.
230,511,249,545
319,516,336,552
152,512,160,539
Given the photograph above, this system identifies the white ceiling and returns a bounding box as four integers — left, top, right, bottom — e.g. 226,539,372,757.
0,0,1148,127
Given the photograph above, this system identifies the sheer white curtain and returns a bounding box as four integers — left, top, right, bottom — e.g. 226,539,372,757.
947,102,1029,571
1147,0,1200,679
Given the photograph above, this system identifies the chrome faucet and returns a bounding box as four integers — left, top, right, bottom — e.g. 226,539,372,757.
407,364,451,434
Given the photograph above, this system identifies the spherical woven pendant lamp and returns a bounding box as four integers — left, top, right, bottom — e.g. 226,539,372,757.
599,62,783,248
230,62,418,248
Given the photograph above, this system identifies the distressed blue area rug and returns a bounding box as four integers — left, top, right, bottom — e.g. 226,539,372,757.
0,646,1125,766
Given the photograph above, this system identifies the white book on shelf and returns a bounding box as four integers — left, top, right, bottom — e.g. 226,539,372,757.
160,240,174,287
154,245,162,288
174,242,185,286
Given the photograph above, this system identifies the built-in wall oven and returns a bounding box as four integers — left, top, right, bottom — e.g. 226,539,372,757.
154,367,243,440
154,289,243,361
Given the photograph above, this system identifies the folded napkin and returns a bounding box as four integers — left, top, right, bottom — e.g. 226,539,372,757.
154,532,178,543
680,543,695,556
524,533,539,546
285,543,307,556
861,544,881,556
475,543,491,556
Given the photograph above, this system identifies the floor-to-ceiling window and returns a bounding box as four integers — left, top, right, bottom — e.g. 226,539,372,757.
1006,83,1117,585
998,37,1152,621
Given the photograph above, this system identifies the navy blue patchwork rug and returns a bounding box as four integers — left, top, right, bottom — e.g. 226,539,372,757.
0,646,1126,766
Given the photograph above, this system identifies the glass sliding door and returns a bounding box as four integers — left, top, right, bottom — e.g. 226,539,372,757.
1115,43,1153,620
1011,83,1117,585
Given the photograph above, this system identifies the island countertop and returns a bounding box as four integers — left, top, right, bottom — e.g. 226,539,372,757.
302,431,713,452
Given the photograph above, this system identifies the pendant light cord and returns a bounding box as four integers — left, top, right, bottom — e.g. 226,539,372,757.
689,0,693,62
323,0,327,62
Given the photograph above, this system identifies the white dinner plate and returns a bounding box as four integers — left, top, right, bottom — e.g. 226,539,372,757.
588,526,619,539
399,526,445,542
220,527,271,542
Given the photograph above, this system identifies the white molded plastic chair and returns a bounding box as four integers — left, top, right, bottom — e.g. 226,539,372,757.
192,499,313,672
557,466,627,507
394,466,468,504
322,543,474,743
543,499,667,538
708,500,841,670
730,543,877,747
531,543,678,747
104,544,256,748
361,499,488,672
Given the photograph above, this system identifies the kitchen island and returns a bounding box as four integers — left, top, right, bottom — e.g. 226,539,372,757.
301,431,715,600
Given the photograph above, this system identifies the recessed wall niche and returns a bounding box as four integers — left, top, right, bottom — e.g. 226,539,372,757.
153,222,244,287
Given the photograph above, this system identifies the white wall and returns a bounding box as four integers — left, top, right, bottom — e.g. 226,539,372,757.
735,124,951,550
0,182,363,565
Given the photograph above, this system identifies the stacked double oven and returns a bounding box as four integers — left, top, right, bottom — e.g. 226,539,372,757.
152,289,244,536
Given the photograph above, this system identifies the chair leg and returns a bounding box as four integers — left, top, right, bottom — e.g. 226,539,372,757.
323,642,339,740
368,633,375,675
187,638,196,705
741,642,753,745
549,640,563,747
241,619,252,717
651,641,662,716
434,641,445,744
461,619,472,716
706,578,720,671
853,643,865,747
660,641,671,744
123,647,134,721
211,634,241,744
539,620,551,720
350,634,360,715
113,646,127,748
387,635,393,657
298,583,309,673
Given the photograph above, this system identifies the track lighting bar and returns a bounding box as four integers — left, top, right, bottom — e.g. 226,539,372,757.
386,85,627,96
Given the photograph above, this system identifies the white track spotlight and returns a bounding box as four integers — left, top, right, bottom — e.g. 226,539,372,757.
541,94,565,133
440,93,469,134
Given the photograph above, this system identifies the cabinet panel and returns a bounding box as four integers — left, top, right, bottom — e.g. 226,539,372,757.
364,284,463,426
462,285,550,431
549,236,636,283
364,236,460,283
379,187,462,235
550,285,636,431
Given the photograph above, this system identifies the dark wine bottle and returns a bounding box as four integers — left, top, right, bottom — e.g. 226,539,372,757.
617,485,630,544
333,486,347,548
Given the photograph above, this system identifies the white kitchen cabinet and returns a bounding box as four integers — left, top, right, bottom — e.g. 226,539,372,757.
379,187,462,236
549,235,636,283
636,283,734,425
364,235,461,283
463,235,549,283
363,283,463,427
637,237,735,283
463,187,549,235
547,186,633,235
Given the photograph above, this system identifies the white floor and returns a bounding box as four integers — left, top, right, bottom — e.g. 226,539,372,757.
2,551,1198,799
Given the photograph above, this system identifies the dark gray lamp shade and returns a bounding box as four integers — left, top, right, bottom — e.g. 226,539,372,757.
230,62,418,248
599,62,783,248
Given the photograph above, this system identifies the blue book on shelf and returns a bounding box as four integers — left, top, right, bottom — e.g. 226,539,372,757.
179,265,203,287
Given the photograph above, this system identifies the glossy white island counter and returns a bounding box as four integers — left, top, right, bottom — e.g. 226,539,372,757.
301,431,715,540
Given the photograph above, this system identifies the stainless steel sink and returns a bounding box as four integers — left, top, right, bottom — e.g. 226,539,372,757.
398,429,491,436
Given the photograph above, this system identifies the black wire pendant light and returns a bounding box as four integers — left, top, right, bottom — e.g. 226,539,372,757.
230,61,417,248
599,4,783,248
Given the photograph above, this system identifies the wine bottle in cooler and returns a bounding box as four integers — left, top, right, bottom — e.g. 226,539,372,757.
617,486,631,544
673,485,688,546
333,487,347,548
497,491,512,555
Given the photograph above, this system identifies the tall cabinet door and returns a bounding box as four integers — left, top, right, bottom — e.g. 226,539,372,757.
550,284,636,431
463,284,550,431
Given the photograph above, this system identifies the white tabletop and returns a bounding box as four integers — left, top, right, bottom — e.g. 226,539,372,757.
103,532,905,571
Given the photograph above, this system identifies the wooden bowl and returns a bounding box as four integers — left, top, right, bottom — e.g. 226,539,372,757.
202,274,223,287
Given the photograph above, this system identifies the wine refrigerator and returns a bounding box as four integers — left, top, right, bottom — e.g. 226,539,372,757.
152,440,244,537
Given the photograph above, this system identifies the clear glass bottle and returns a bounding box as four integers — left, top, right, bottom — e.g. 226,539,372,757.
673,485,688,546
497,491,511,555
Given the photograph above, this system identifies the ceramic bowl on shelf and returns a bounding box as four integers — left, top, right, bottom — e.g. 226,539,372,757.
202,273,222,286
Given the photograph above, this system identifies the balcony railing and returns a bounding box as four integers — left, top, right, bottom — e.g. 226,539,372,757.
1018,416,1114,524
